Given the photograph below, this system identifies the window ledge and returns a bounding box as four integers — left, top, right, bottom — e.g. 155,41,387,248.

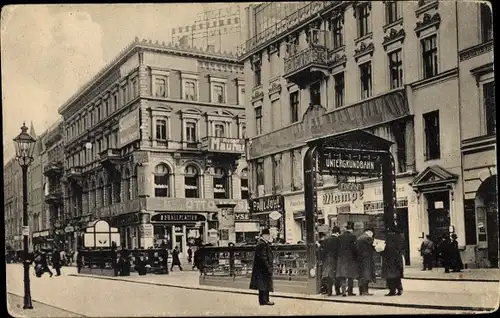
383,18,404,33
410,68,458,91
354,32,373,46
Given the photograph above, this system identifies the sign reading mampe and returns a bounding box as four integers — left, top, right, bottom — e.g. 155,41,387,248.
119,108,140,147
319,149,382,177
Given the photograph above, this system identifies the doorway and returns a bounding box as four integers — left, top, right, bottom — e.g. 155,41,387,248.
477,175,499,268
426,191,451,242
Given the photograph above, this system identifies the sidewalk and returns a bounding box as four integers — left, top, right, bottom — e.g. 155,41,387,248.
403,267,500,282
7,293,84,317
71,271,498,312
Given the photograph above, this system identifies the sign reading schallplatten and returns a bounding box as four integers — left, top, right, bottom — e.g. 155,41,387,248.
319,150,382,177
151,213,206,222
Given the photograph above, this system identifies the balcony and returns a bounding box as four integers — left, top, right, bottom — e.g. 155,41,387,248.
99,148,123,169
283,45,329,87
45,191,63,205
66,166,83,180
43,161,63,177
180,141,201,152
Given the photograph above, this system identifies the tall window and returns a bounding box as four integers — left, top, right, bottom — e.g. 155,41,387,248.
113,173,121,204
131,78,138,98
213,167,229,199
214,123,225,137
185,122,197,142
254,62,262,87
241,168,249,200
240,123,246,139
123,169,131,201
256,161,264,196
421,35,438,79
334,72,345,108
480,4,493,42
122,86,128,105
184,165,200,198
310,81,321,105
154,164,170,197
156,119,168,142
484,81,496,135
155,78,167,97
184,81,196,100
389,49,403,89
255,106,263,135
359,62,372,99
214,84,225,103
290,91,299,123
385,1,400,25
113,93,118,111
423,110,440,160
331,17,344,49
357,4,371,38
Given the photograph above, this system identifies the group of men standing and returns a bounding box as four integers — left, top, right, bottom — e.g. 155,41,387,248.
320,222,404,297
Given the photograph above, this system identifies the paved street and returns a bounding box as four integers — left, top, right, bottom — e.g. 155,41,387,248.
7,293,84,318
6,264,497,316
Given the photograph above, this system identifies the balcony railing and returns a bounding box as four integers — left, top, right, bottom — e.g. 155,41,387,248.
45,191,63,204
284,45,328,77
66,166,83,178
201,136,245,155
99,148,121,161
237,1,343,59
43,161,64,177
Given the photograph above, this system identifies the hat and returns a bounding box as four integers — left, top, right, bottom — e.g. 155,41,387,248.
345,222,354,230
261,228,270,235
364,227,375,233
332,226,341,233
451,233,458,239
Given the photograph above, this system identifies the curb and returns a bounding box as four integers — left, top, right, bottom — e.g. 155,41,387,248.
7,292,87,317
69,274,494,312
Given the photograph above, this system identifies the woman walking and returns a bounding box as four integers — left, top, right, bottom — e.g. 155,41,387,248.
380,231,404,296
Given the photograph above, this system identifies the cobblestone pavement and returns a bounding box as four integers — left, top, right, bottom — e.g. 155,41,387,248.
6,264,497,316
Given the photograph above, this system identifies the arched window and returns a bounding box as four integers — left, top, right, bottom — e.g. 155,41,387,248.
213,167,229,199
123,168,131,201
154,164,170,197
241,168,249,199
184,165,200,198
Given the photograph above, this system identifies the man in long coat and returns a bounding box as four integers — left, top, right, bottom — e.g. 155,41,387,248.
336,222,358,296
321,226,341,296
356,227,376,296
249,228,275,306
380,231,404,296
51,248,62,276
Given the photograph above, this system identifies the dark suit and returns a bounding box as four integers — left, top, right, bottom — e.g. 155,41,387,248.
51,251,61,276
356,233,376,295
249,238,274,304
321,234,341,295
336,231,358,295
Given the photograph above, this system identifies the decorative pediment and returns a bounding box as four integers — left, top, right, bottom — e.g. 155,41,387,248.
155,105,173,113
180,108,203,115
268,82,282,95
414,13,441,37
327,51,347,68
206,109,234,118
411,165,458,189
251,90,264,102
382,28,406,50
267,42,280,60
354,42,375,62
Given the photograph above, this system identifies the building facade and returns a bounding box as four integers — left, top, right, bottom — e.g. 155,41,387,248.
4,159,23,251
457,2,496,268
42,120,66,250
239,1,495,267
57,38,252,255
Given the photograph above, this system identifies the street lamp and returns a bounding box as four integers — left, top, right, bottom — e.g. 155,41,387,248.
13,122,36,310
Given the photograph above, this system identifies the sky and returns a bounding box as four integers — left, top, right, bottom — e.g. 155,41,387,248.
1,3,247,163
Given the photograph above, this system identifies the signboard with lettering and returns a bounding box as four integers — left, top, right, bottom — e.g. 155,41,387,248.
323,189,364,205
338,182,364,192
146,198,248,212
119,108,140,148
203,137,245,154
249,195,284,215
319,149,382,177
112,213,140,227
235,212,250,220
151,213,206,223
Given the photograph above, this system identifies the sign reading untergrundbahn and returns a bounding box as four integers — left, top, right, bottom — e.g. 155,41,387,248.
319,149,382,177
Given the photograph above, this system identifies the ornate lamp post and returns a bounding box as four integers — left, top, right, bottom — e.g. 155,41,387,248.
13,122,36,310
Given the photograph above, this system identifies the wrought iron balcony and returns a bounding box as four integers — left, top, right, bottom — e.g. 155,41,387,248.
45,191,63,205
43,161,63,177
283,45,329,87
99,148,123,168
201,136,245,155
66,166,83,179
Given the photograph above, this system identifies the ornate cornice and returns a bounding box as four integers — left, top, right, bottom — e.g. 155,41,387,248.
251,90,264,103
327,51,347,68
459,40,494,62
353,42,374,62
414,13,441,37
268,82,282,96
382,28,406,50
267,42,280,61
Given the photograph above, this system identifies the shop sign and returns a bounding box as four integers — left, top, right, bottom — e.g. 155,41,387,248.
139,224,154,238
338,182,364,192
269,211,282,220
147,198,247,212
151,213,206,222
322,189,364,205
22,226,29,236
319,149,382,177
113,213,140,227
235,212,250,220
204,137,245,154
250,195,284,214
40,230,50,237
119,108,140,147
64,226,74,233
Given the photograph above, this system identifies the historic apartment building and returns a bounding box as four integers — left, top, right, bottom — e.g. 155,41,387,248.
456,2,496,268
42,120,66,250
4,158,23,251
239,1,495,267
57,38,253,254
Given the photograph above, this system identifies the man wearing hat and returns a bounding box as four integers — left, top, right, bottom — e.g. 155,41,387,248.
249,228,275,306
356,227,377,296
321,226,342,296
336,222,358,296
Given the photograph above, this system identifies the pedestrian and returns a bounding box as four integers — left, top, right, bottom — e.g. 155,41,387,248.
380,231,404,296
356,227,376,296
135,254,147,276
171,246,183,271
193,247,203,273
317,232,328,294
449,234,464,272
161,247,169,274
76,249,83,274
336,222,358,297
33,251,44,278
51,248,62,276
321,226,342,296
420,235,435,271
438,235,452,273
40,252,53,277
59,249,66,267
249,228,275,306
187,246,193,264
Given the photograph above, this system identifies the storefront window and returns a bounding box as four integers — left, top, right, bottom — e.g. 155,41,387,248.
213,167,229,199
154,164,170,197
185,165,200,198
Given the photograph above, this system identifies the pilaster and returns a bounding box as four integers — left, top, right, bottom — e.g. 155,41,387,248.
405,120,416,172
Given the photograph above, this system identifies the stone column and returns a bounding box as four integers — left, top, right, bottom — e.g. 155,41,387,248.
405,120,416,172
